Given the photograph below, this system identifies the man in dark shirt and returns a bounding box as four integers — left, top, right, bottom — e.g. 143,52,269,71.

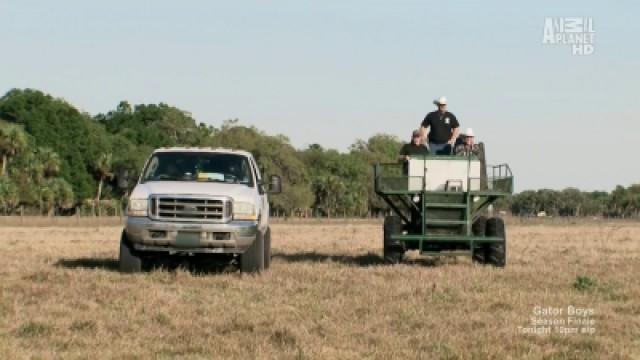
399,130,429,173
399,130,430,161
419,96,460,155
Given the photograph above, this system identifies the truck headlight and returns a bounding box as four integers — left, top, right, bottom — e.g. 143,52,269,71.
127,198,148,217
233,201,257,221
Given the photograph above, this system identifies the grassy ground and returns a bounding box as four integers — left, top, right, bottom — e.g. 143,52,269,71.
0,220,638,359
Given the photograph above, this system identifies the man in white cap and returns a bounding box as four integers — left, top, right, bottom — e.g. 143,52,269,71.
419,96,460,155
454,128,480,156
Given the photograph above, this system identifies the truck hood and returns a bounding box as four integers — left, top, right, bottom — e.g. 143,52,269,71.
130,181,257,202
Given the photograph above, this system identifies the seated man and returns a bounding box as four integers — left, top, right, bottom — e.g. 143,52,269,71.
399,129,430,172
454,128,481,156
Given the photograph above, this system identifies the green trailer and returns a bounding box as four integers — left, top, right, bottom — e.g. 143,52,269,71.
374,147,513,266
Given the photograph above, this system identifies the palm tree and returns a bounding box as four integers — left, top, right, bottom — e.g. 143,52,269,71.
40,178,74,216
94,152,113,207
27,154,45,184
0,178,19,214
56,179,75,210
38,147,61,177
39,182,55,216
0,124,27,176
315,175,346,217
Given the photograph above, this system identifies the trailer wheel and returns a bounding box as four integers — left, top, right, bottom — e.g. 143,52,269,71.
119,231,143,273
240,231,265,274
471,216,488,264
472,216,487,236
264,227,272,270
383,215,404,264
485,217,506,267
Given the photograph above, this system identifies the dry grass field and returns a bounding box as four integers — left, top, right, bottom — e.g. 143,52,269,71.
0,219,639,359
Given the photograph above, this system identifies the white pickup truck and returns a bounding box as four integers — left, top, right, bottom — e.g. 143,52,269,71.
118,147,281,273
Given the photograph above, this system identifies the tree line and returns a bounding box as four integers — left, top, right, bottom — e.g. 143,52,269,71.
0,88,638,218
499,186,640,218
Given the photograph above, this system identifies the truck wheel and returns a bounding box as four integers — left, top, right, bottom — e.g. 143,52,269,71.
119,232,143,273
383,215,404,264
485,217,506,267
471,216,488,264
240,231,265,273
264,227,272,270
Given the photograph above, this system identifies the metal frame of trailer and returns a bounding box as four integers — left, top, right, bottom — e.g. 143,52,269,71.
374,152,513,262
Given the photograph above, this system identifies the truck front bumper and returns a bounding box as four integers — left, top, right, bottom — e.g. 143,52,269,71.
124,217,259,254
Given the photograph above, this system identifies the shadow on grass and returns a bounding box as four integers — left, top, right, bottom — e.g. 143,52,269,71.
56,252,442,273
273,251,384,266
273,251,440,267
55,258,119,271
54,256,236,275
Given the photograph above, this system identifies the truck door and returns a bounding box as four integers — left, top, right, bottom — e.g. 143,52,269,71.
250,157,268,228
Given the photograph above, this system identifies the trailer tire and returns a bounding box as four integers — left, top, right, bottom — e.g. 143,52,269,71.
240,231,265,274
264,227,272,270
383,215,404,264
119,232,143,273
485,217,506,267
472,216,487,236
471,216,488,264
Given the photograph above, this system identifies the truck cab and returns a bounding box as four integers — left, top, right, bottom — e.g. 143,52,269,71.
119,147,281,273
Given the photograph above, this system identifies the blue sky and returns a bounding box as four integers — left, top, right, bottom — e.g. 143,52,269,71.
1,1,638,191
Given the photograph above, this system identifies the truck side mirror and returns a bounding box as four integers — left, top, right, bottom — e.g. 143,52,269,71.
117,168,130,189
268,175,282,194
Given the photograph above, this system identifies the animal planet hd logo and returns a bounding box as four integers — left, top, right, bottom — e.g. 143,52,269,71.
542,17,595,56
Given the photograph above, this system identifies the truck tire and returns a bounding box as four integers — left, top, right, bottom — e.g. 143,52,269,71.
119,231,143,273
471,216,488,264
264,227,272,270
240,231,265,273
485,217,506,267
383,215,404,264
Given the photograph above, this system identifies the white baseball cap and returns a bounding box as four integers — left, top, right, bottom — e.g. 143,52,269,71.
433,96,447,105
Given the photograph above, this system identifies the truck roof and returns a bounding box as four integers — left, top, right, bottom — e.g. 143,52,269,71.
153,147,253,157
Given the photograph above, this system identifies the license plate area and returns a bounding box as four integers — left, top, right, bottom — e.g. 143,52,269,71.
176,231,201,248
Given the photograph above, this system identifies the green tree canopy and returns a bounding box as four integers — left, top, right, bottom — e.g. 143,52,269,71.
0,89,112,199
1,88,638,218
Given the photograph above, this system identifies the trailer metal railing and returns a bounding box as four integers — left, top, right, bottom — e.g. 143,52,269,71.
374,162,513,195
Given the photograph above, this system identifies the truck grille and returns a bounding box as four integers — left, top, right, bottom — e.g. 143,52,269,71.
150,195,231,222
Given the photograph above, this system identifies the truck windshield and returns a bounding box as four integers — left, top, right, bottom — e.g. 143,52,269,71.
141,152,254,187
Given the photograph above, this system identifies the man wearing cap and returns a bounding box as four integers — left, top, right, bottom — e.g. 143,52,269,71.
399,129,429,173
420,96,460,155
454,128,481,156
